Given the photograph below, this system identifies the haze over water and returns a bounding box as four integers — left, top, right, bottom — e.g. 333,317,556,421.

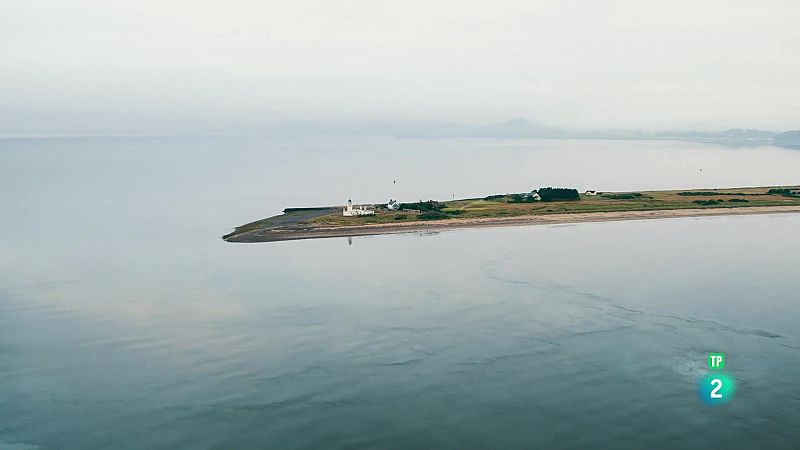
2,136,800,449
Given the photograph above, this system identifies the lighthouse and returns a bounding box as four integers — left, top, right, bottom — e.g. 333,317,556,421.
342,199,374,216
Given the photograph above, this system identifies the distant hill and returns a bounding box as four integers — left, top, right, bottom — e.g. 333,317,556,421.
653,128,776,143
466,118,564,138
409,119,784,143
774,130,800,147
267,118,796,147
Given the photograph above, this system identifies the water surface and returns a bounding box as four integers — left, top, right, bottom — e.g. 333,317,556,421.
1,136,799,449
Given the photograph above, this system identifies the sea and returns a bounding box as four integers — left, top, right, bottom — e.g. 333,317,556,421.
1,135,799,449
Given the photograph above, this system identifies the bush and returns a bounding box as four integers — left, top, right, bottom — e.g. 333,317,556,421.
679,191,721,196
767,188,798,197
693,199,723,206
418,211,448,220
602,193,643,200
484,194,505,200
679,191,750,196
728,198,749,203
394,215,407,220
399,200,447,211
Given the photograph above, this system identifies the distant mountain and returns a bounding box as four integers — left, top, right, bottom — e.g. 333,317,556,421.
468,118,565,138
461,122,790,145
461,118,647,140
774,130,800,147
393,118,645,140
267,118,795,147
653,128,777,143
404,119,783,143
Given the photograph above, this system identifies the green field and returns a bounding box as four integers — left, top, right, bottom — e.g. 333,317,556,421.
309,186,800,227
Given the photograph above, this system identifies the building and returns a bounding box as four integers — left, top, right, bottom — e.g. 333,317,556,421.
387,199,400,210
343,199,375,216
585,190,599,196
525,190,542,201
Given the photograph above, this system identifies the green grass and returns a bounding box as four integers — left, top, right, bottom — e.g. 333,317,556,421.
222,186,800,238
293,186,800,228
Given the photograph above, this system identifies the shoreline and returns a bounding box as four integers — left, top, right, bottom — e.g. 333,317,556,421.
224,205,800,243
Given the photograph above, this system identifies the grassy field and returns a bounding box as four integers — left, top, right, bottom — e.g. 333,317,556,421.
309,186,800,227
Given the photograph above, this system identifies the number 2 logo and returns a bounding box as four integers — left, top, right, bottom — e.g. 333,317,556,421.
710,378,723,399
699,360,734,405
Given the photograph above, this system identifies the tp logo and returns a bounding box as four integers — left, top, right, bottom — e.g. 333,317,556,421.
708,352,724,370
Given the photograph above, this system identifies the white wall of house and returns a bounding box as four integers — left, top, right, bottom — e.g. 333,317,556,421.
343,200,375,216
343,208,374,216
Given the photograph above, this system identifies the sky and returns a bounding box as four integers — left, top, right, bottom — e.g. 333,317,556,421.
1,0,798,134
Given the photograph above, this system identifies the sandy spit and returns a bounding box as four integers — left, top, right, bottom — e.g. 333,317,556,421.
226,205,800,243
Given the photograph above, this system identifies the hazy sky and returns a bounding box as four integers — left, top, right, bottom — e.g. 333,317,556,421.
2,0,798,133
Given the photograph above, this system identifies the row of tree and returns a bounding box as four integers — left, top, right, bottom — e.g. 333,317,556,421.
537,187,580,201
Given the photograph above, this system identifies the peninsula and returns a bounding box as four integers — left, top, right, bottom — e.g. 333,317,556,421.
224,186,800,243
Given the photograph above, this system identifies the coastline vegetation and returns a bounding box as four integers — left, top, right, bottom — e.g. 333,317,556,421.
693,199,725,206
223,185,800,241
538,187,580,201
678,189,799,197
601,192,648,200
306,186,800,227
767,188,800,197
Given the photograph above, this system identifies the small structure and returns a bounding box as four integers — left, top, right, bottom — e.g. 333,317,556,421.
343,199,375,216
524,190,542,201
585,190,599,196
387,199,400,210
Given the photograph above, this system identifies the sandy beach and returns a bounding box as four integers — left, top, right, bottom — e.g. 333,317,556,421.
225,205,800,243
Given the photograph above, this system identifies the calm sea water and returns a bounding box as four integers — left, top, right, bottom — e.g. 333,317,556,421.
1,136,799,449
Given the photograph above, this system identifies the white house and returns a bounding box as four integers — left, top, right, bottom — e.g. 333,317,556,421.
585,190,599,196
387,199,400,210
343,199,375,216
525,190,542,201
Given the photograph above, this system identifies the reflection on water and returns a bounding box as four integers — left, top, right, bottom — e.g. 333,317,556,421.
1,136,800,449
